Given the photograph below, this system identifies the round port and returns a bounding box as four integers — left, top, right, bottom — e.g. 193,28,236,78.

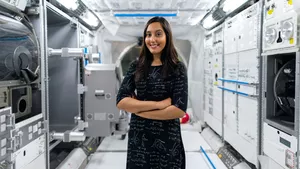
105,93,111,99
19,99,27,113
87,114,93,120
265,28,277,44
281,21,294,40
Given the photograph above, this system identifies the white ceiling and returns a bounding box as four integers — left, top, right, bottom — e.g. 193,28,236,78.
82,0,219,26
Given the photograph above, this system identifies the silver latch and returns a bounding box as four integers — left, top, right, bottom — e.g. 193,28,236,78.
42,120,48,133
74,116,88,131
77,120,89,131
15,131,23,149
6,114,15,129
285,149,295,169
78,84,88,94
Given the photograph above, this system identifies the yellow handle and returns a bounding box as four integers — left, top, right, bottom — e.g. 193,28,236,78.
290,38,294,44
267,9,274,15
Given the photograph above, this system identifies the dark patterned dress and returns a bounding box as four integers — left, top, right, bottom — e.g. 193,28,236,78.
116,60,188,169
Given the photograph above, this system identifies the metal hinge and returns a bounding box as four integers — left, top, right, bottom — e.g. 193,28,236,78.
78,84,88,94
14,131,23,149
42,120,48,133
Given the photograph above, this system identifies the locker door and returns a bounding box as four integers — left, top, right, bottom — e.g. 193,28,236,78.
213,88,223,121
238,50,259,83
224,17,238,55
238,96,258,144
224,90,237,132
224,53,238,81
237,3,259,52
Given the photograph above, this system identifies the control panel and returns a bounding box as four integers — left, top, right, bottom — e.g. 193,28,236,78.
217,147,240,168
0,107,15,168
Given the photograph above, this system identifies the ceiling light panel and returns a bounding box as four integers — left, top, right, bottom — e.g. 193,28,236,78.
103,0,130,9
154,2,164,9
151,0,172,9
128,0,150,9
174,0,204,9
84,0,216,26
110,2,120,8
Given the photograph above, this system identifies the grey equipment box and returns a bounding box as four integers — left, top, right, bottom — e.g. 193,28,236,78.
84,64,120,137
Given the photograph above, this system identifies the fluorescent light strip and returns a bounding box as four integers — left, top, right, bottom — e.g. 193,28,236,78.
114,13,177,17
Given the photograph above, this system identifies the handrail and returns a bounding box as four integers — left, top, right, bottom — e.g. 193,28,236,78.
218,78,258,85
218,86,258,98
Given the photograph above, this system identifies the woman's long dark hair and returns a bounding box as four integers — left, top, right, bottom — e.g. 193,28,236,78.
135,17,179,82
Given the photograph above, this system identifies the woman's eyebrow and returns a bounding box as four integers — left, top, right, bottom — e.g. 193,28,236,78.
147,29,163,33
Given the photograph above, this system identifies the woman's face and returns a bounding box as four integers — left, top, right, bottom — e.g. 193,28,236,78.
145,22,166,56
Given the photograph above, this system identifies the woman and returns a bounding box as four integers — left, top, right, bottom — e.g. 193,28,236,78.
116,16,188,169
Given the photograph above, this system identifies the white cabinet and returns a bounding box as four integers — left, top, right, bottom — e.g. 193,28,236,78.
203,25,224,136
222,2,261,167
224,91,237,132
237,4,259,52
224,17,238,55
224,53,238,81
225,3,259,54
238,97,258,144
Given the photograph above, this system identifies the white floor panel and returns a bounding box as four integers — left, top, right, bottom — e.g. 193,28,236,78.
86,152,127,169
187,153,211,169
97,135,128,151
181,130,212,152
86,124,227,169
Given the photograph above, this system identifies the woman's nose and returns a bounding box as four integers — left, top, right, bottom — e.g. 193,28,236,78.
150,36,156,42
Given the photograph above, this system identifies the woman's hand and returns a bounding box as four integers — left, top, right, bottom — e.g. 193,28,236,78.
156,98,172,110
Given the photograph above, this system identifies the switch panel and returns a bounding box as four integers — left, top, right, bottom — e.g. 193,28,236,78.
0,107,14,167
217,147,240,168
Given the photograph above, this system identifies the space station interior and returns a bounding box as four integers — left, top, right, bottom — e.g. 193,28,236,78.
0,0,300,169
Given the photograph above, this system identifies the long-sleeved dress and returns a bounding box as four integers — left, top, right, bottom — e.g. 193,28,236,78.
116,60,188,169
